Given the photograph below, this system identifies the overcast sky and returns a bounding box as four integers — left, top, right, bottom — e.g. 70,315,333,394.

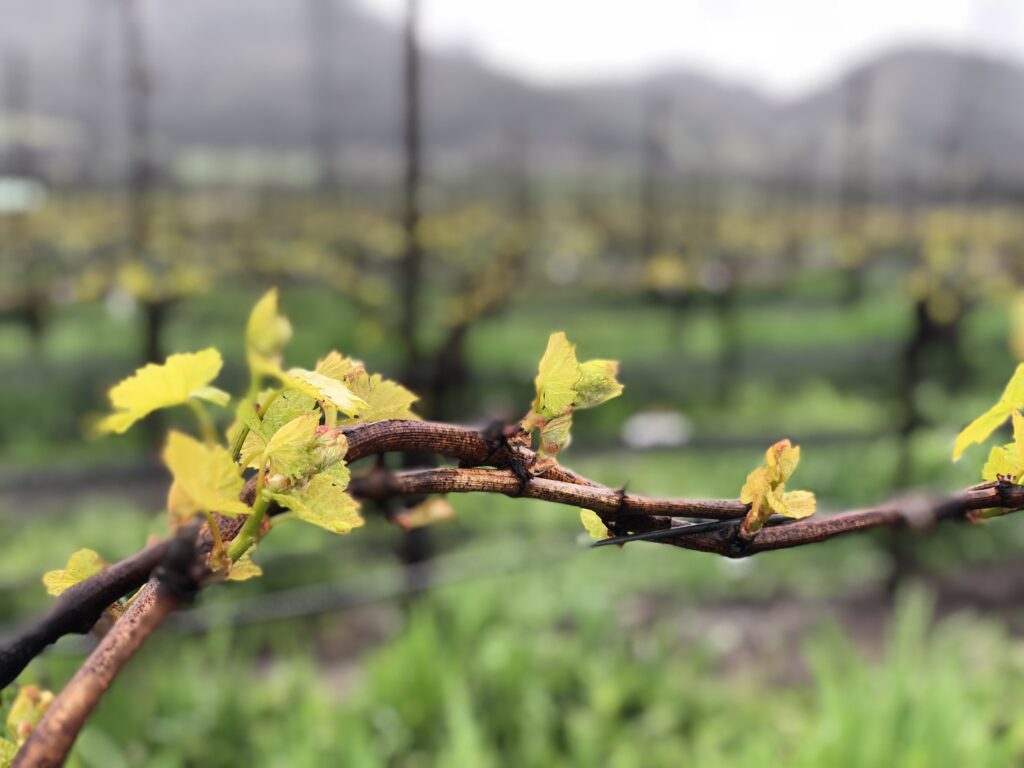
360,0,1024,95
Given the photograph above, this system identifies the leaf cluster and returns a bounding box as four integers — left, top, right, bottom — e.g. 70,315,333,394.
86,288,419,581
521,332,623,468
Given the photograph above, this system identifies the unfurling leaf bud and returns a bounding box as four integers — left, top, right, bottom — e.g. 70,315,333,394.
311,425,349,472
265,473,290,492
7,684,55,746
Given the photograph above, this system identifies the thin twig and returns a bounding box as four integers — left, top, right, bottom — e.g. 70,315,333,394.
348,466,747,519
649,483,1024,558
348,468,1024,556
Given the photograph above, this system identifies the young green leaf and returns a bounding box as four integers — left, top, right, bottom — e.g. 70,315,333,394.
97,348,229,435
580,509,610,540
575,360,624,410
538,413,573,462
163,431,250,517
42,549,107,596
980,411,1024,483
260,389,319,434
236,400,265,437
532,332,581,420
239,389,319,469
346,373,419,422
982,446,1019,482
227,553,263,581
314,351,419,422
6,685,54,746
0,737,16,766
261,413,320,478
766,488,817,519
314,350,363,382
269,474,364,534
166,481,199,526
279,368,368,417
246,288,292,376
522,332,623,466
740,440,816,535
953,363,1024,460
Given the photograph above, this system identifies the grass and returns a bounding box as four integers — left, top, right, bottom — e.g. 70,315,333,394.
21,581,1024,767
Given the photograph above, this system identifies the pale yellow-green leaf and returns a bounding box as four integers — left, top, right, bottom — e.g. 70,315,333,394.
262,413,319,477
166,481,199,525
281,368,368,417
580,509,610,540
1013,410,1024,469
270,474,364,534
766,440,800,483
764,487,787,516
994,363,1024,404
224,390,271,451
345,373,420,423
190,386,231,407
320,457,351,487
0,737,17,766
979,411,1024,482
532,332,581,419
97,348,227,434
740,440,815,534
574,359,623,410
954,404,1015,461
238,430,266,471
227,554,263,581
538,413,573,461
315,350,418,422
314,350,363,382
6,685,54,746
42,549,107,596
954,364,1024,459
260,389,318,436
163,431,249,517
239,390,319,469
236,401,265,436
246,288,292,375
778,490,817,519
982,445,1020,482
739,466,770,506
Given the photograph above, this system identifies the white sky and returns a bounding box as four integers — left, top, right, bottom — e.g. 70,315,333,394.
359,0,1024,95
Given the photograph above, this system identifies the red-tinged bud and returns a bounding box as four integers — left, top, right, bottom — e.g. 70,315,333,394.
265,473,289,491
311,426,348,471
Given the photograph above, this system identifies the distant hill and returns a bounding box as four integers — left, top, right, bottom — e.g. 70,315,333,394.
2,0,1024,194
777,47,1024,196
